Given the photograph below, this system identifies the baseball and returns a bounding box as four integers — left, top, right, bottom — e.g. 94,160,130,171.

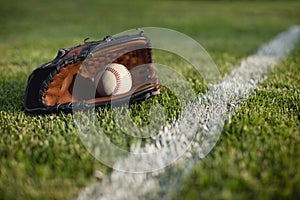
95,63,132,96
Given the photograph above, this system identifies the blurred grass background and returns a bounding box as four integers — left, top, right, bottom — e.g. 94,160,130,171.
0,0,299,199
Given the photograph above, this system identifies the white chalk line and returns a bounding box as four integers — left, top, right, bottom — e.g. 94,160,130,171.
75,26,300,200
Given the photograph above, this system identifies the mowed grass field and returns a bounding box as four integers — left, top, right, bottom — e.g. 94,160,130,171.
0,0,300,199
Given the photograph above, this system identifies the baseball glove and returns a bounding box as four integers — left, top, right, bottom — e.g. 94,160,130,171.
24,31,161,114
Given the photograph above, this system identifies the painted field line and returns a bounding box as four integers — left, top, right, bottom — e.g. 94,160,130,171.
76,26,300,200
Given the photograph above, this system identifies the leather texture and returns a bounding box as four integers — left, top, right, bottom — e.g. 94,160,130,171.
24,32,161,114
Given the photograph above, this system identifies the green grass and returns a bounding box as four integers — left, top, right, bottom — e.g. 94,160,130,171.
0,0,300,199
177,42,300,200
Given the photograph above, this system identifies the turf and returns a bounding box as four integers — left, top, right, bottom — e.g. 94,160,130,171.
177,42,300,200
0,0,299,199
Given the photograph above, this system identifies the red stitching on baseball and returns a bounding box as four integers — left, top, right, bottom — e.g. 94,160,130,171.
106,66,121,95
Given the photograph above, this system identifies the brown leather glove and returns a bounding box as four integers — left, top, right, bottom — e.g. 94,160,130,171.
24,32,161,114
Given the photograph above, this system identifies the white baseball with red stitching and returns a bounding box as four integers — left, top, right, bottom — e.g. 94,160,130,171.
95,63,132,96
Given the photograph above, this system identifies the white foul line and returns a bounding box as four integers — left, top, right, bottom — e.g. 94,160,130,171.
76,26,300,200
